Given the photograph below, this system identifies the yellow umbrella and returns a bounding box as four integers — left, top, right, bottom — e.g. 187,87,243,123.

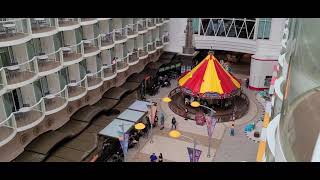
162,97,172,103
135,123,146,130
190,101,201,108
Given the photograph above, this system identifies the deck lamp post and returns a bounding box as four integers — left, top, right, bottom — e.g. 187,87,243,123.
146,97,172,143
190,101,216,158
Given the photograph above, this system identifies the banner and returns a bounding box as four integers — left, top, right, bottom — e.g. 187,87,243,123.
206,116,217,137
119,133,129,155
148,104,157,125
187,147,202,162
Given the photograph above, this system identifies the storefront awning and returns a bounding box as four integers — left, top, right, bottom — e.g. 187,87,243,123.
128,100,151,112
117,109,146,123
99,119,134,138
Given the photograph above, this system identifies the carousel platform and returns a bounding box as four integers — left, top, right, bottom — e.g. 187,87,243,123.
168,88,250,122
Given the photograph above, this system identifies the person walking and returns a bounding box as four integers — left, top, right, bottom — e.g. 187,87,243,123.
158,153,163,162
150,153,158,162
230,123,235,136
184,108,189,121
160,112,165,130
171,116,177,130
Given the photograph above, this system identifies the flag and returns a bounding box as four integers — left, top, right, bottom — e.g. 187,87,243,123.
148,104,157,125
187,147,202,162
119,133,129,155
206,116,217,137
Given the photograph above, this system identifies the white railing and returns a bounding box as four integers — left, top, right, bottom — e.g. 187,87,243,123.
62,41,84,61
128,50,139,63
43,85,68,112
58,18,80,26
83,36,101,53
13,98,45,129
67,76,88,99
147,18,155,27
0,18,31,38
137,19,148,31
30,18,57,32
116,56,129,71
0,113,17,147
37,49,63,73
100,31,114,46
87,68,103,87
114,27,127,41
3,56,38,85
138,45,148,57
103,63,117,78
127,23,138,36
80,18,97,22
156,39,163,47
147,42,156,52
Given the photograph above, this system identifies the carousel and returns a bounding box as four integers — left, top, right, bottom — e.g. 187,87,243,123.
168,52,249,122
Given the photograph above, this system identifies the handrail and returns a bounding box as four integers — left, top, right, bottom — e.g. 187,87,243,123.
67,75,87,87
64,41,83,48
0,18,27,23
87,67,103,77
43,85,68,99
3,56,37,69
13,98,44,115
0,113,16,127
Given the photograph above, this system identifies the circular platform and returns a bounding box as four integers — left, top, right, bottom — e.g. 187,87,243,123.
168,88,249,122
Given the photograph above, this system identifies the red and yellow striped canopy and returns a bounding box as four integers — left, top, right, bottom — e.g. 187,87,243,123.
178,54,240,97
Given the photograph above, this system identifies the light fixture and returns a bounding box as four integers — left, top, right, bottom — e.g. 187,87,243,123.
169,130,181,138
134,123,146,130
162,97,172,103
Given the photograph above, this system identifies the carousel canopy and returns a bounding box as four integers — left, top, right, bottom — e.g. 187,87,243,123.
178,54,240,97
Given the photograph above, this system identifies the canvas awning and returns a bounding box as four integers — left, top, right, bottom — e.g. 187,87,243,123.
117,109,146,123
128,100,151,112
98,119,134,138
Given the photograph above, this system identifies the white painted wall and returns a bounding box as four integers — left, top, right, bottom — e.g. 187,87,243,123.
63,30,76,45
127,39,134,52
20,84,36,105
82,25,94,39
137,35,143,48
99,20,109,34
101,50,111,65
40,36,55,54
249,58,277,89
86,56,97,73
163,18,187,53
68,64,80,81
115,43,123,58
46,73,61,94
12,43,28,64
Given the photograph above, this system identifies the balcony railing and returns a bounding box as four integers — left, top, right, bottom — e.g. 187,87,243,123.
114,27,127,42
81,18,97,22
13,98,45,131
83,36,101,54
138,45,148,58
44,86,68,113
128,50,139,64
62,42,84,63
0,68,5,92
0,113,17,147
162,34,169,43
147,18,155,28
127,23,138,36
67,76,88,100
137,19,147,31
0,18,31,43
87,69,103,89
116,56,129,71
58,18,80,27
156,39,163,48
4,57,38,86
30,18,57,34
147,42,156,52
100,32,114,47
37,49,63,74
103,63,117,79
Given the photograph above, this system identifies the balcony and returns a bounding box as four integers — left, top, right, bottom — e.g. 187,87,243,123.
13,99,45,132
102,63,117,81
147,42,156,54
37,50,63,76
116,56,129,73
30,18,58,37
62,42,84,66
58,18,80,27
137,19,148,33
127,24,138,38
163,34,169,44
44,86,68,115
138,46,148,59
156,39,164,49
67,76,88,101
0,114,17,147
87,69,103,90
155,18,163,26
114,27,127,43
100,32,114,49
83,36,101,57
163,18,170,23
0,18,31,47
147,18,156,29
4,57,38,89
128,50,139,65
80,18,98,26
